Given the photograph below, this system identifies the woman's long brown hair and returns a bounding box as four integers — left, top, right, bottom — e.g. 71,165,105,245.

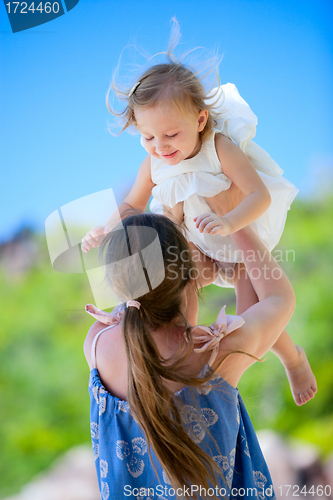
100,212,234,499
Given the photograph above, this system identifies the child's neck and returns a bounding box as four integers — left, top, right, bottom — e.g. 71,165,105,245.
186,137,202,160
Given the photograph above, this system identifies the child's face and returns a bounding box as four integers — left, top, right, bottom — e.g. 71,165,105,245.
135,101,208,165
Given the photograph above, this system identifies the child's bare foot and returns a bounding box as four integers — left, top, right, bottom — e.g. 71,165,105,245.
285,345,317,406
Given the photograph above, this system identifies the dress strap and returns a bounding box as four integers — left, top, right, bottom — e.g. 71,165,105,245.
91,325,117,370
208,128,227,171
86,303,125,370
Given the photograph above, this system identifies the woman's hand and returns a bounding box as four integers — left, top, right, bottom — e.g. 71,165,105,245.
81,225,109,253
194,213,232,236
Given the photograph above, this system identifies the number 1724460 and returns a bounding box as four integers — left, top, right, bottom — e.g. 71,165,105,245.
5,2,60,14
278,485,332,497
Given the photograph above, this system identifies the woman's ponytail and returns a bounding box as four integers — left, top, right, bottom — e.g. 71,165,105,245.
122,306,221,496
101,213,227,500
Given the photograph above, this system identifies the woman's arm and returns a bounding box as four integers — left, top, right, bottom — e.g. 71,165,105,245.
212,225,295,387
211,134,271,234
81,155,155,252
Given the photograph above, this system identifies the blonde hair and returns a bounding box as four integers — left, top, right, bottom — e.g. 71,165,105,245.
100,211,231,500
106,18,222,141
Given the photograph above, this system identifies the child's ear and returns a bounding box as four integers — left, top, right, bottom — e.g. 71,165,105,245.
198,110,209,132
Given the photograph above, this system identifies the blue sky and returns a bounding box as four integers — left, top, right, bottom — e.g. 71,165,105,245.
1,0,332,241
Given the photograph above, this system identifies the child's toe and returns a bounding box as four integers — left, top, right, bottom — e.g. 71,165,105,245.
306,389,316,400
294,393,303,406
303,391,312,402
311,384,318,394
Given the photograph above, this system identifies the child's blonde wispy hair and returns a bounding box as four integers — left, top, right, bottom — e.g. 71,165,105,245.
106,18,223,140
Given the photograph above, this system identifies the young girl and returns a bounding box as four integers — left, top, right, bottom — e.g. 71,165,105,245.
81,37,317,406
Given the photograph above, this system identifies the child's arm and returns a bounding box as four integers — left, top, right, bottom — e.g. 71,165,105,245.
81,155,155,253
215,225,295,387
197,134,271,236
205,181,245,218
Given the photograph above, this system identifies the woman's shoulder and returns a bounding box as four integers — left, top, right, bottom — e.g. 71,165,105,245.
84,320,123,370
193,305,258,389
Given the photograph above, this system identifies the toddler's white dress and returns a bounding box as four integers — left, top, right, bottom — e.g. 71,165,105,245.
149,84,298,287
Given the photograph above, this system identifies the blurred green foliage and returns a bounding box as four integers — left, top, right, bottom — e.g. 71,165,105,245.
0,244,95,497
0,196,332,497
199,196,333,454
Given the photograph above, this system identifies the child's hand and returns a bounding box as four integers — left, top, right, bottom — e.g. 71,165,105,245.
194,213,232,237
81,225,109,253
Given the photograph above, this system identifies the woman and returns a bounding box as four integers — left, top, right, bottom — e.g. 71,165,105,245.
84,211,294,500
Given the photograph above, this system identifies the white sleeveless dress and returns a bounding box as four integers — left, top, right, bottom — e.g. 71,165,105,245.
149,84,298,287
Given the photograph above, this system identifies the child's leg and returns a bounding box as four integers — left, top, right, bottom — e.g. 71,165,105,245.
233,263,317,406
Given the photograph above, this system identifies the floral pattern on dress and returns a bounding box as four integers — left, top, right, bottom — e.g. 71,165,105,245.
99,396,106,416
92,386,99,403
180,404,218,443
101,481,109,500
240,433,251,458
91,422,99,439
116,440,131,460
99,458,110,498
100,459,108,479
196,371,228,395
92,385,107,415
116,437,148,478
118,400,130,412
213,448,236,487
253,471,270,500
127,455,145,478
162,470,172,485
196,381,213,395
132,437,148,455
92,442,99,461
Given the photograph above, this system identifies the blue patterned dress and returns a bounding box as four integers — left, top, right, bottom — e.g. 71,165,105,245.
89,346,276,500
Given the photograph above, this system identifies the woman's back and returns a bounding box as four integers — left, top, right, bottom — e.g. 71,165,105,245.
86,315,277,500
89,343,275,500
84,319,212,400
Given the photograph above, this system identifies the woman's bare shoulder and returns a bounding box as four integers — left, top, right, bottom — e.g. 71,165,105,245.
214,324,256,388
84,321,122,370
